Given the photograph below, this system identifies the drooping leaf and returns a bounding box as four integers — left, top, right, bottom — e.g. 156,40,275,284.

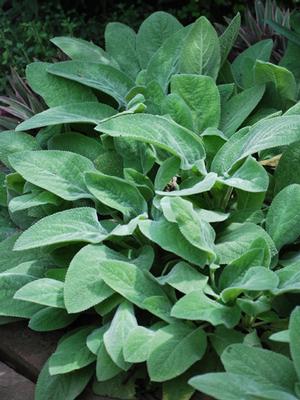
0,273,43,317
171,290,240,328
9,150,95,201
9,191,61,213
29,307,77,332
16,102,116,131
216,223,276,265
14,207,108,251
97,114,205,170
273,264,300,295
159,261,208,294
47,61,134,106
14,278,65,308
0,130,40,167
51,36,117,66
212,115,300,175
189,372,299,400
0,234,45,273
97,259,171,320
218,156,269,193
85,171,147,219
64,244,128,313
160,196,216,261
26,62,97,107
222,344,298,391
220,267,279,303
156,172,217,197
139,219,211,267
254,61,297,108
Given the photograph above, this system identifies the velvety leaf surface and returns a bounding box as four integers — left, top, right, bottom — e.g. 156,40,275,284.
266,184,300,250
51,36,117,66
105,23,140,80
0,130,40,167
26,62,97,107
171,290,240,328
14,208,108,251
35,361,93,400
97,114,205,169
14,278,65,308
147,323,207,381
9,150,95,201
47,61,134,106
0,273,43,318
212,116,300,174
85,171,147,218
180,16,220,80
49,327,96,375
171,74,221,132
136,11,182,68
103,301,137,370
16,102,116,131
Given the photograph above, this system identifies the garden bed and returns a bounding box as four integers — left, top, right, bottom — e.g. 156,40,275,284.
0,322,102,399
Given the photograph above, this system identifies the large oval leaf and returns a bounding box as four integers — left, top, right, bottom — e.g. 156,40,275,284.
212,115,300,174
266,184,300,250
49,327,96,375
47,61,134,106
97,114,205,170
180,16,220,80
171,74,221,133
0,273,43,318
139,218,211,267
9,150,95,201
136,11,182,68
26,62,97,107
14,207,108,251
64,244,128,313
147,323,206,382
51,37,117,66
97,259,172,320
35,361,93,400
0,130,40,167
85,171,147,219
105,23,140,80
16,102,116,131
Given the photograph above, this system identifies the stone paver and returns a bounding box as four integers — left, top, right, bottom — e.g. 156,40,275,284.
0,361,35,400
0,321,62,380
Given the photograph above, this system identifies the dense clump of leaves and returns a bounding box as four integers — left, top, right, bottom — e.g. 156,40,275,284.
1,10,300,400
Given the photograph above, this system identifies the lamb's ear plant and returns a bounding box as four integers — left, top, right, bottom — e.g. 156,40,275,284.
1,9,300,400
